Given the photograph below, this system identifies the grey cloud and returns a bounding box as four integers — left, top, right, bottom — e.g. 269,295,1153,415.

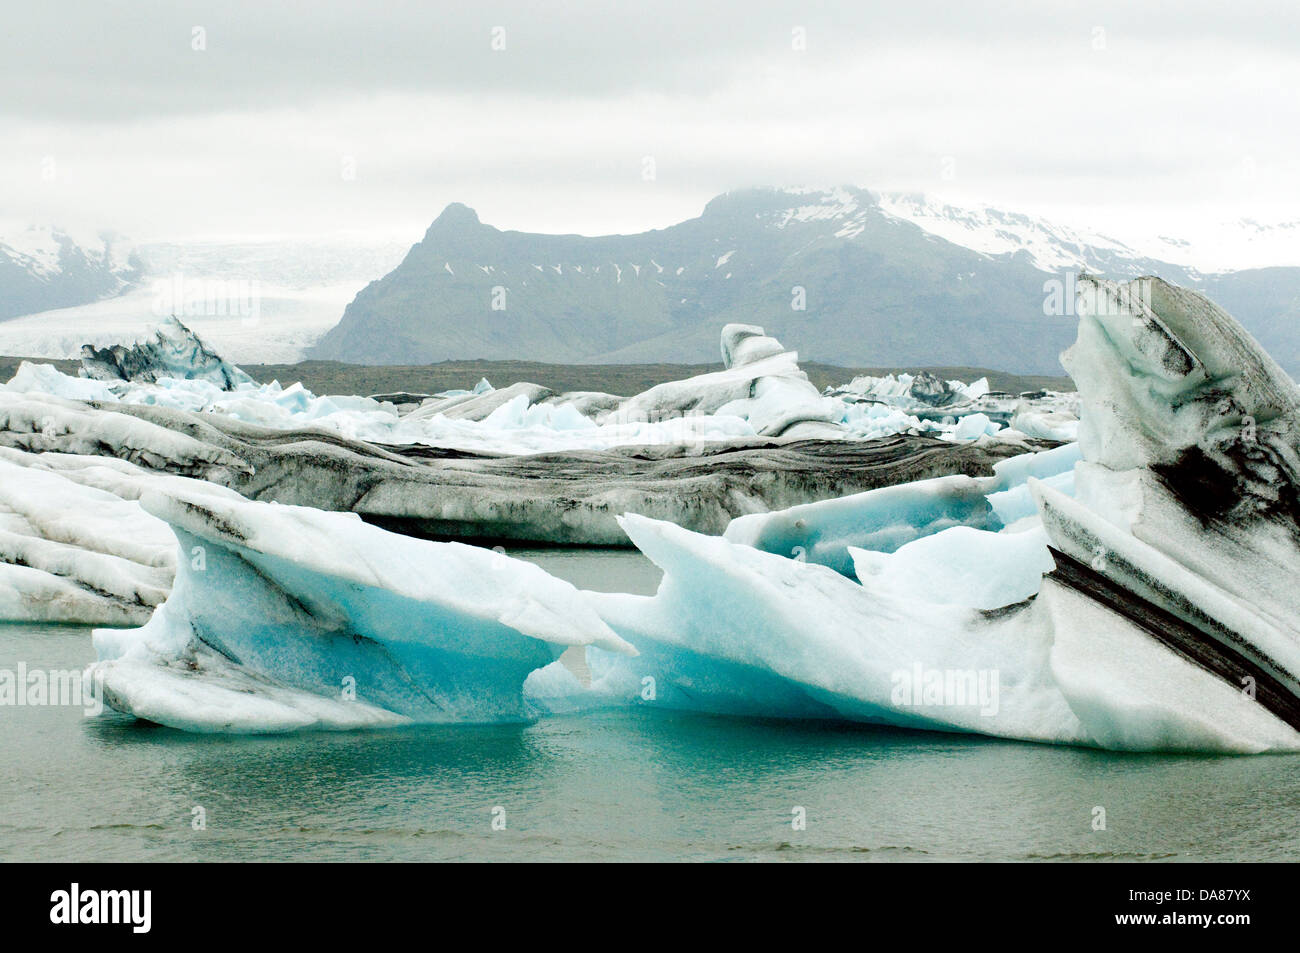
6,0,1300,119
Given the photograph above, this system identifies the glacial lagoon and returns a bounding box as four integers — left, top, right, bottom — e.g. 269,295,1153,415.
3,551,1299,863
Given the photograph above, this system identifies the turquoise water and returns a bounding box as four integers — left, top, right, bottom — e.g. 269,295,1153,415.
3,549,1300,862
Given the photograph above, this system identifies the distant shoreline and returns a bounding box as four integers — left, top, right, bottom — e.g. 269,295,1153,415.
0,355,1074,398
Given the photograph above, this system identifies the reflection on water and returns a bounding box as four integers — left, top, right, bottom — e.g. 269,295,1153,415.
3,604,1299,862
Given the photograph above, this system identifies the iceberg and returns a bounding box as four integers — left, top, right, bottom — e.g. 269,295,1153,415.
405,381,558,423
829,370,1080,444
79,316,255,389
607,324,846,439
550,277,1300,752
564,510,1298,753
723,440,1080,575
0,444,243,624
0,372,1036,549
5,320,1069,456
90,489,636,731
1029,275,1300,735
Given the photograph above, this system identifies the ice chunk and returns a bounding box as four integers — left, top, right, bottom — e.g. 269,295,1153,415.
828,371,1078,443
724,441,1079,575
613,326,844,439
79,316,255,389
943,411,997,442
725,473,996,575
573,513,1296,751
986,469,1074,525
848,523,1055,610
4,320,1081,452
1009,406,1079,442
0,444,244,624
569,513,1300,752
720,323,787,368
4,362,117,402
0,391,250,480
90,489,636,731
907,371,957,407
1028,275,1300,734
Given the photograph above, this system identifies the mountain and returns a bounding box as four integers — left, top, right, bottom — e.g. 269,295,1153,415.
0,227,143,320
870,193,1300,276
311,187,1297,374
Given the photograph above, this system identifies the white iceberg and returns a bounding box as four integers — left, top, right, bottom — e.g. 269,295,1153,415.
0,445,242,625
605,324,846,440
1028,275,1300,736
562,511,1298,753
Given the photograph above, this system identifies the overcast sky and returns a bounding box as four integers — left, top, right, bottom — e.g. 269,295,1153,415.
4,0,1299,243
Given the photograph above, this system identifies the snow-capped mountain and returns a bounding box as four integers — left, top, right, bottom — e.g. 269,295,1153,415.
311,186,1300,375
746,186,1300,277
873,192,1180,276
873,191,1300,276
0,226,143,319
5,189,1298,373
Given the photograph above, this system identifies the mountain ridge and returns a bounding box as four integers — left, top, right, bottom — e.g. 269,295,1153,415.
311,186,1300,375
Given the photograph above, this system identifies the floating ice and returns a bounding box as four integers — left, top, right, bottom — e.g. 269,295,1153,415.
0,444,242,624
723,441,1080,575
1010,405,1079,442
553,277,1300,752
89,489,636,731
829,371,1079,444
1029,275,1300,736
0,377,1031,552
4,322,1063,453
609,324,845,439
79,316,255,389
19,272,1297,751
561,512,1299,753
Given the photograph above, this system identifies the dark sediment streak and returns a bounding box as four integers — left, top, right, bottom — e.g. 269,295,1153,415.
1048,548,1300,733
